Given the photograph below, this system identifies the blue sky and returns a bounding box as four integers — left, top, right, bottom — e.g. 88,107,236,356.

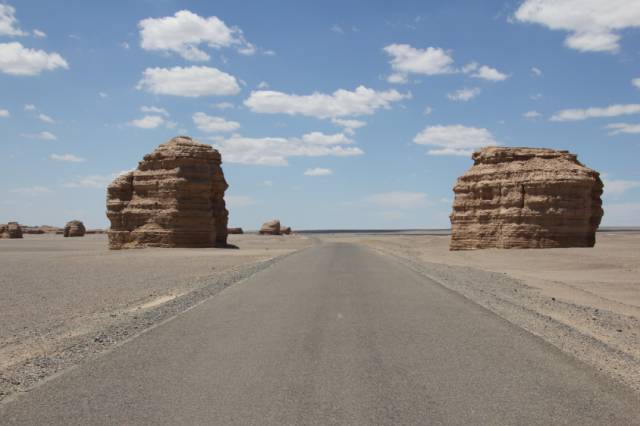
1,0,639,229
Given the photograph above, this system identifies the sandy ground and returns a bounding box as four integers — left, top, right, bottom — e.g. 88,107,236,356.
0,234,312,374
326,232,640,391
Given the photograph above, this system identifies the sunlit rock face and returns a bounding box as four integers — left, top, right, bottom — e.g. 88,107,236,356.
450,147,603,250
259,219,281,235
106,136,229,249
0,222,23,239
64,220,86,237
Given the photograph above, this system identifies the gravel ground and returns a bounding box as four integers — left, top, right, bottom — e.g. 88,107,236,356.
328,234,640,393
0,234,312,401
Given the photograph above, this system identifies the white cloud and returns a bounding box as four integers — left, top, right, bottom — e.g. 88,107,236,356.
24,104,36,111
0,42,68,75
99,92,108,98
447,87,481,102
364,191,429,209
0,4,26,36
50,153,85,163
63,172,125,189
524,110,542,119
423,106,433,115
605,123,640,135
302,132,353,145
332,118,366,134
128,115,165,129
472,65,508,81
38,113,54,123
213,101,234,109
226,195,257,208
0,109,9,117
20,131,57,140
140,106,169,116
383,44,455,83
551,104,640,121
514,0,640,53
244,86,409,119
257,81,269,89
413,124,499,156
10,186,52,196
33,29,46,38
602,177,640,196
530,93,543,100
304,167,333,176
633,78,640,90
531,67,542,76
330,24,344,34
212,132,363,166
387,73,408,84
193,112,240,132
137,66,240,97
138,10,255,61
121,41,130,50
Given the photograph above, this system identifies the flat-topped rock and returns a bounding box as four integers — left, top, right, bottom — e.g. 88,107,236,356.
64,220,86,237
0,222,23,239
106,136,229,249
259,219,281,235
450,146,603,250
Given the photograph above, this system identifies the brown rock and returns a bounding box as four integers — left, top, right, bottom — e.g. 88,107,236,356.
281,226,292,235
0,222,23,239
450,147,603,250
21,226,45,234
227,227,244,234
106,136,229,249
259,219,281,235
64,220,86,237
85,229,107,234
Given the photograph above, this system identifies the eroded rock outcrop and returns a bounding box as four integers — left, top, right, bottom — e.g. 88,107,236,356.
281,226,292,235
106,136,229,249
259,219,281,235
227,227,243,234
0,222,23,239
64,220,86,237
450,147,603,250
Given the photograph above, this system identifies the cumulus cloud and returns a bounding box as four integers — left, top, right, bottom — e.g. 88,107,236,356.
193,112,240,132
383,44,455,83
447,87,481,102
213,101,234,109
63,172,126,189
551,104,640,121
301,132,353,145
140,105,169,116
212,132,363,166
0,4,26,37
24,104,36,111
137,66,240,97
364,191,429,209
605,123,640,135
633,78,640,90
531,67,542,76
128,115,166,129
10,186,52,196
33,29,46,38
50,153,85,163
244,86,409,119
514,0,640,53
413,124,499,156
304,167,333,176
332,118,366,134
0,108,9,117
20,131,57,140
38,113,54,123
602,177,640,196
524,110,542,119
471,65,509,81
138,10,255,61
0,42,68,75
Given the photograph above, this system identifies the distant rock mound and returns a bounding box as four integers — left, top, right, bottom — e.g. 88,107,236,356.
259,219,281,235
106,136,229,249
64,220,86,237
450,147,603,250
0,222,23,239
281,226,292,235
227,227,243,234
21,226,45,234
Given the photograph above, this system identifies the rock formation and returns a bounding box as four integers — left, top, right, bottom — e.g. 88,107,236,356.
64,220,86,237
0,222,23,239
259,219,281,235
227,227,244,234
450,147,603,250
21,226,45,234
106,136,229,249
281,226,292,235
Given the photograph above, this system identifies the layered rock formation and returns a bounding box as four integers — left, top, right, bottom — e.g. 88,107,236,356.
0,222,23,239
259,219,281,235
227,227,244,234
450,147,603,250
106,136,229,249
64,220,86,237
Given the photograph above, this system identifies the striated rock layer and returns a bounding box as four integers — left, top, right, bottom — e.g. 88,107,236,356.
0,222,23,239
64,220,86,237
107,136,229,249
450,147,603,250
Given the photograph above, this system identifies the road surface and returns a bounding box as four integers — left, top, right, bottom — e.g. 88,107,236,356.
2,242,638,425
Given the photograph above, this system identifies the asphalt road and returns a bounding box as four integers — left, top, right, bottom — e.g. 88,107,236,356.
2,242,638,425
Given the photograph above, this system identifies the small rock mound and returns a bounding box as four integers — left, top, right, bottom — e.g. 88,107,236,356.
64,220,86,237
281,226,292,235
0,222,23,239
450,146,603,250
227,227,244,234
259,219,281,235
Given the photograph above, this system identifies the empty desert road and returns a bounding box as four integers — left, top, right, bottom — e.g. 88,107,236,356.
2,242,639,425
